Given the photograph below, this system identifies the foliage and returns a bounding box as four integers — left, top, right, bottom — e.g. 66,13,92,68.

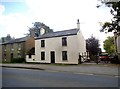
97,1,120,33
86,35,100,56
32,22,53,37
11,58,25,63
103,36,115,54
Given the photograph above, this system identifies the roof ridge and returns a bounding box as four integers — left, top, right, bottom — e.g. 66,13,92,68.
49,28,77,33
36,28,79,40
2,36,28,44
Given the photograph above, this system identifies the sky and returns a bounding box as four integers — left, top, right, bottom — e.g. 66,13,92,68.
0,0,114,51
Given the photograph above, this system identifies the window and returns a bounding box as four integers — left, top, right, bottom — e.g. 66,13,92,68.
4,45,6,51
41,52,45,60
18,43,21,50
41,40,45,47
62,51,67,60
4,54,7,62
11,53,14,61
4,54,6,58
18,53,21,58
62,37,67,46
11,44,14,50
29,55,31,58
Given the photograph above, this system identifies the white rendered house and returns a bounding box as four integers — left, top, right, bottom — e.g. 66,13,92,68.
117,35,120,54
0,44,2,62
26,20,86,64
116,35,120,60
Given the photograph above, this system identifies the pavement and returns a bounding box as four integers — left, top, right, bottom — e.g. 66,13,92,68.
0,63,119,76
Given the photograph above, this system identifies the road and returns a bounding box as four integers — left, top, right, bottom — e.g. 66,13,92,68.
2,67,119,87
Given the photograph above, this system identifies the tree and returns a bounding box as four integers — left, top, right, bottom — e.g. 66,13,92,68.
28,22,53,37
97,0,120,63
97,1,120,34
86,35,100,60
103,36,115,54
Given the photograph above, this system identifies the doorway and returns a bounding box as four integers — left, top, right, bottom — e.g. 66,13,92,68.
11,53,13,62
51,51,55,63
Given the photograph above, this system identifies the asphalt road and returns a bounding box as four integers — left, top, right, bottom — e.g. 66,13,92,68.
2,67,119,87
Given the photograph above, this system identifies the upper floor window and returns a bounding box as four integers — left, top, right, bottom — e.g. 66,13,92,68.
18,43,20,47
4,45,6,51
41,40,45,47
18,43,21,50
62,37,67,46
11,44,14,50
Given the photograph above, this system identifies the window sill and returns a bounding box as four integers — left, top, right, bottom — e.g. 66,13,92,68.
62,45,67,46
41,47,45,48
62,60,68,61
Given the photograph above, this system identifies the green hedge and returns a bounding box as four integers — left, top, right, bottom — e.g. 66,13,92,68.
11,58,25,63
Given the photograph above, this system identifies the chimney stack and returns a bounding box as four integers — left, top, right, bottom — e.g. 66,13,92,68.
77,19,80,30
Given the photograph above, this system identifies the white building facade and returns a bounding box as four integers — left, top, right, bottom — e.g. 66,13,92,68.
117,35,120,54
26,20,86,64
0,44,2,62
116,35,120,60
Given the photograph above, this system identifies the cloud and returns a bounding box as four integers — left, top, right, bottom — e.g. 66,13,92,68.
24,0,112,30
24,0,100,30
0,0,114,51
0,4,5,14
4,13,30,36
0,0,25,2
0,4,31,38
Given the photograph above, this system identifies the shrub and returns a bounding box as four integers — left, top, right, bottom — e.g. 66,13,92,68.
11,58,25,63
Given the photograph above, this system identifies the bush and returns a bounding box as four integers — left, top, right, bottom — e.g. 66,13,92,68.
11,58,25,63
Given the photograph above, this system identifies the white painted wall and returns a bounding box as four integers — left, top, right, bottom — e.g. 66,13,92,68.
26,55,35,62
117,36,120,53
35,30,86,64
77,30,86,53
0,44,2,62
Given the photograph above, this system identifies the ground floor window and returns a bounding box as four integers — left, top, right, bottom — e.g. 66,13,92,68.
4,58,6,62
41,52,45,60
18,53,21,58
28,54,31,58
4,54,6,58
62,51,67,60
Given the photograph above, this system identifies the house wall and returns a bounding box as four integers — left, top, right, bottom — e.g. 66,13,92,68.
35,32,86,64
77,30,86,53
117,35,120,53
26,55,35,62
25,37,35,54
2,42,26,63
0,44,2,62
116,35,120,60
13,42,26,59
2,44,11,62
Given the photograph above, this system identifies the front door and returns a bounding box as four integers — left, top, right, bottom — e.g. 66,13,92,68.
51,51,55,63
11,53,13,62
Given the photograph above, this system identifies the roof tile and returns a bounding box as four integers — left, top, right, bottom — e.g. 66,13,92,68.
36,28,79,40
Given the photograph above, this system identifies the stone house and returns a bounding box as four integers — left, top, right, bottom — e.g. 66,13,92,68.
1,35,35,63
2,37,28,62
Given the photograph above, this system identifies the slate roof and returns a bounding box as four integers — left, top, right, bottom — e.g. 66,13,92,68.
36,28,79,40
2,37,28,45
